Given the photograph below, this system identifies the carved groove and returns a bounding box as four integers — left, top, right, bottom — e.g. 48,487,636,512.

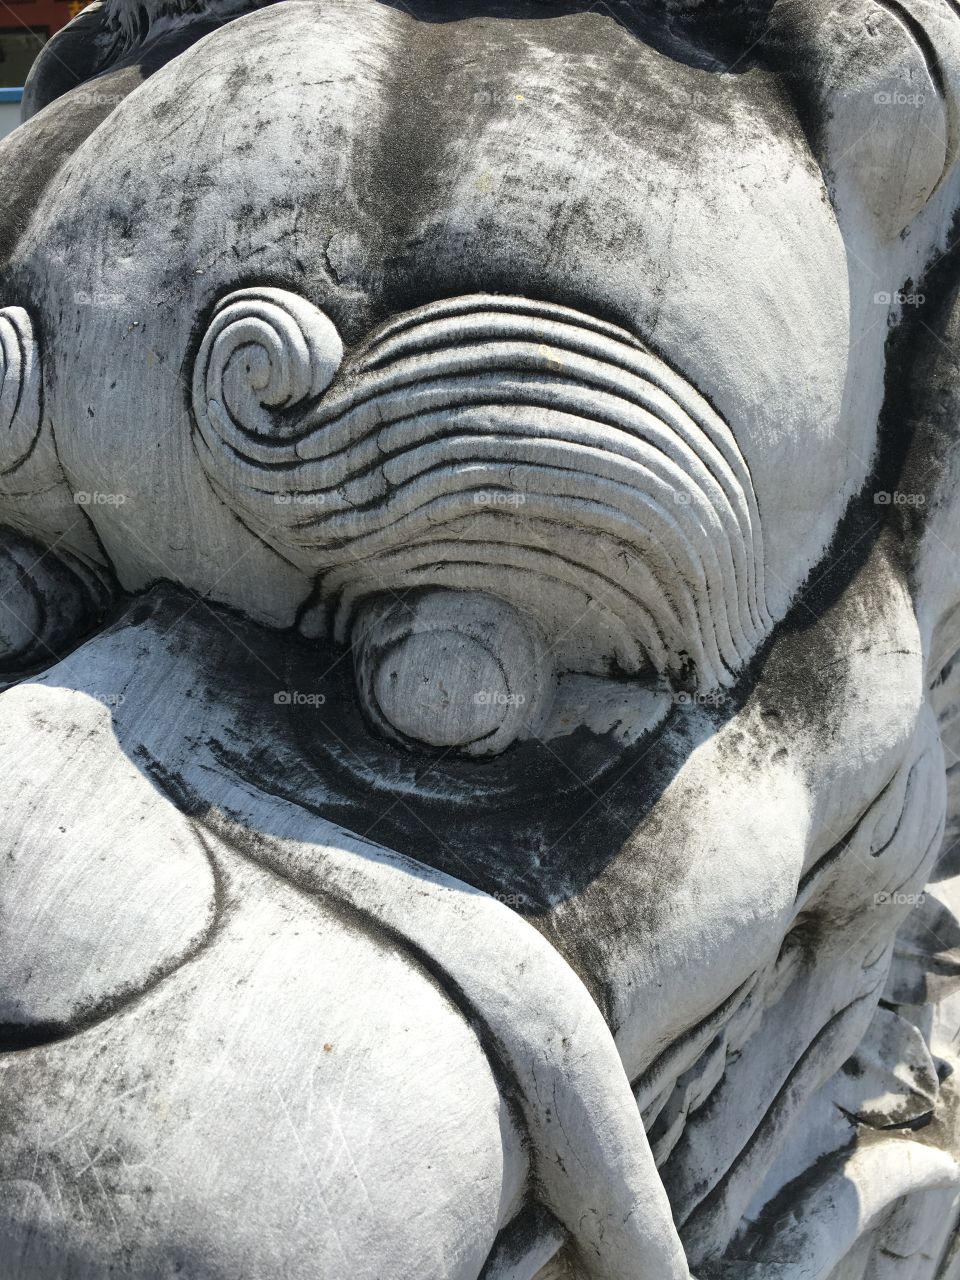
0,307,41,477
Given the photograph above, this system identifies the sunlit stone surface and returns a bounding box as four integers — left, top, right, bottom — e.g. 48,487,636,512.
1,0,960,1276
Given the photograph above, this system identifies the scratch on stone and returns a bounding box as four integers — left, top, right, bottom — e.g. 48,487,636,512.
272,1082,351,1265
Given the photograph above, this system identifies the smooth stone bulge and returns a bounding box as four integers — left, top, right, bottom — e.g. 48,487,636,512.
353,590,555,756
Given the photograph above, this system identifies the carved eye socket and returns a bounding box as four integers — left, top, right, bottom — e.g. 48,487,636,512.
353,590,555,757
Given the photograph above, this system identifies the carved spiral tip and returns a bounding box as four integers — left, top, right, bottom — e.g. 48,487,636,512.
192,287,343,446
0,306,41,475
353,590,555,757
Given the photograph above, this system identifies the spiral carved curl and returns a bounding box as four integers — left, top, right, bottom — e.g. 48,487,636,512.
192,287,343,452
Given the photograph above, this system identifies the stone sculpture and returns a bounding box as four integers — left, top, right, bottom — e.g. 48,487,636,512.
1,0,960,1276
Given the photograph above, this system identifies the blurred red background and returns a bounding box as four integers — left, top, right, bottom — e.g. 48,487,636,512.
2,0,79,87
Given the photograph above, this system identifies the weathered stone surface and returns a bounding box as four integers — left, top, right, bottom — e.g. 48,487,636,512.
2,0,960,1277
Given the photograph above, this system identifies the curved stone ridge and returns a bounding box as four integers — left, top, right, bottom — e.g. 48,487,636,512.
0,307,41,477
193,290,770,689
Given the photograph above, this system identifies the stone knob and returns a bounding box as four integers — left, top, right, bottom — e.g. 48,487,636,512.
353,590,553,757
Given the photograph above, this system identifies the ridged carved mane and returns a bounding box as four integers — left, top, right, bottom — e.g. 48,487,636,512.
192,288,771,690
